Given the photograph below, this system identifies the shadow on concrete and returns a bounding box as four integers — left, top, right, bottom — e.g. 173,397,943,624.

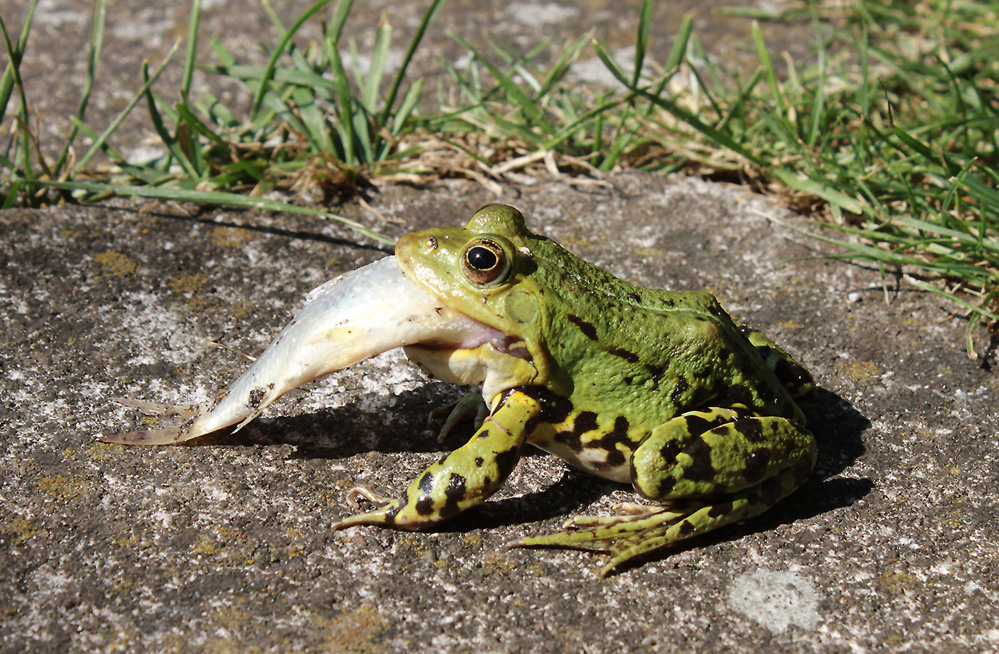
164,381,871,570
112,203,395,254
164,384,459,455
445,470,618,532
605,387,873,575
456,386,871,573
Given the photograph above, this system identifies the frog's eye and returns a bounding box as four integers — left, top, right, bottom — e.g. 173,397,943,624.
461,238,511,286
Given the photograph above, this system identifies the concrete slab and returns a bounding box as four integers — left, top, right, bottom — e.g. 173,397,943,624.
2,174,997,652
3,1,997,652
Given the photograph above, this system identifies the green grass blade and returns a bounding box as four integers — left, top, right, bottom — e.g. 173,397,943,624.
714,67,762,132
631,0,652,88
2,179,21,209
198,92,238,130
209,35,235,68
352,107,374,162
664,15,693,72
893,215,993,249
51,0,105,174
487,113,546,147
361,16,392,113
0,0,37,128
208,63,340,94
771,167,866,214
487,34,542,95
181,0,201,101
905,276,999,325
599,105,640,172
249,0,335,117
324,32,356,164
893,125,961,177
0,16,15,130
69,116,173,182
804,12,827,147
0,13,38,180
38,180,394,245
379,0,445,125
291,85,333,152
320,0,357,161
536,35,588,98
327,0,354,46
173,101,229,150
451,32,552,133
261,0,285,33
390,77,423,137
961,174,999,213
592,39,629,87
751,20,787,121
856,21,871,167
71,39,181,176
636,84,763,165
142,60,201,180
258,88,314,147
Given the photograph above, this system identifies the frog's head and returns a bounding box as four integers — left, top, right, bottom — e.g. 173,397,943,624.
102,205,556,445
396,204,553,392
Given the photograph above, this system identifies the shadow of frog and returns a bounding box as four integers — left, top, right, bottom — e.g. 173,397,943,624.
184,381,872,562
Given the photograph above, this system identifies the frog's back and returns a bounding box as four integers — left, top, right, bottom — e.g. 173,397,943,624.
526,235,801,426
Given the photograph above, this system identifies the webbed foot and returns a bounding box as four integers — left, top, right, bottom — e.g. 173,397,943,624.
507,507,688,578
508,464,808,577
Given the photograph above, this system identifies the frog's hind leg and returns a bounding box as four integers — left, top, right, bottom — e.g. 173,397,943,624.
509,408,816,577
510,466,806,578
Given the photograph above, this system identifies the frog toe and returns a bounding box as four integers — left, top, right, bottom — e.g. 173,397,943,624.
345,484,395,509
508,508,689,575
329,486,404,531
330,504,404,531
610,501,660,516
555,504,673,530
506,530,613,555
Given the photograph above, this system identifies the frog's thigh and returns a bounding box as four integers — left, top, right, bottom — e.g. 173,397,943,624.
630,409,816,503
330,389,540,532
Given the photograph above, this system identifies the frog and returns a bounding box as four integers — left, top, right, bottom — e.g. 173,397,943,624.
107,204,816,577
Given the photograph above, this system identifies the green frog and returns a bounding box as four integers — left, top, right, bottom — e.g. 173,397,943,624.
108,204,816,577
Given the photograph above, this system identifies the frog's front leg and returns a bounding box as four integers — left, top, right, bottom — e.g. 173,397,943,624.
330,389,542,532
510,406,816,577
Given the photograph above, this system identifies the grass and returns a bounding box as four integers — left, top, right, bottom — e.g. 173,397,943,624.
1,0,997,356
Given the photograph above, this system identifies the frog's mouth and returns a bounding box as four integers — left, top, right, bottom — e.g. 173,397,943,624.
105,256,516,445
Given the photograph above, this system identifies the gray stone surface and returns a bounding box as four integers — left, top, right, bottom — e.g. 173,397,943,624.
2,174,998,652
3,1,998,653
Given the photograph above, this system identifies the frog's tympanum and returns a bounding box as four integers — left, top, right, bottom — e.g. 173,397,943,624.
107,204,816,576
